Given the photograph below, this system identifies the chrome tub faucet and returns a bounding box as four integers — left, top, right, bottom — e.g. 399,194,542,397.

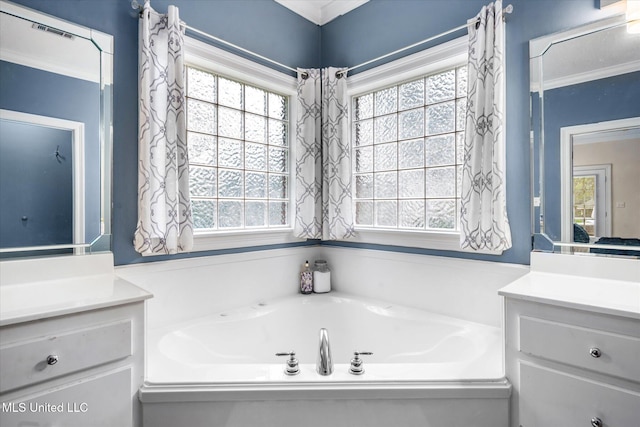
316,328,333,375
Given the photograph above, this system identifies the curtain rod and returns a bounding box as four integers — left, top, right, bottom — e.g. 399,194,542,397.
132,1,513,79
338,3,513,77
131,0,299,74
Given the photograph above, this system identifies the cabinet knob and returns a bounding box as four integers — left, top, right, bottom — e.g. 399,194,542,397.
46,355,58,365
590,417,602,427
589,347,602,358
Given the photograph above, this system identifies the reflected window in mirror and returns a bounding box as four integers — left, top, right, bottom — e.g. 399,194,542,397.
530,15,640,257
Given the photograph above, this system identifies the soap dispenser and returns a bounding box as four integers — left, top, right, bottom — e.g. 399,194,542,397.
300,260,313,294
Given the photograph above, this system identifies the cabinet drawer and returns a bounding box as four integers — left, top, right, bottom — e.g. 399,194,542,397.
519,316,640,382
0,368,132,427
520,363,640,427
0,320,131,393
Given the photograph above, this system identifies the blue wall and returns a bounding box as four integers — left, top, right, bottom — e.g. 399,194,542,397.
0,120,72,247
542,71,640,241
8,0,619,265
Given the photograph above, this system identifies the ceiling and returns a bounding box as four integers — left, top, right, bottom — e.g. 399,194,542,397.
274,0,369,25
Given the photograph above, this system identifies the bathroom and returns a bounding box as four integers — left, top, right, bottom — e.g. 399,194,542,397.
0,0,638,426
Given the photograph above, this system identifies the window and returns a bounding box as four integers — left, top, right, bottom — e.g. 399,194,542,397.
347,37,467,251
184,37,299,251
186,67,290,230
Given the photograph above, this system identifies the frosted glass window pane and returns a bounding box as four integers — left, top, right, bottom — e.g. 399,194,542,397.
188,132,216,166
375,87,397,115
355,201,373,226
187,67,216,103
245,142,267,171
398,138,424,169
399,200,425,229
374,143,397,171
192,199,216,230
218,138,243,169
218,77,242,109
398,108,424,140
375,201,397,227
399,79,424,111
245,113,266,143
355,119,373,146
187,99,216,134
456,132,465,164
269,119,288,146
374,172,397,198
426,70,455,104
456,66,468,98
269,201,288,225
218,169,243,198
355,147,373,173
399,169,424,198
268,93,287,120
425,102,455,135
457,166,463,198
245,172,267,198
219,201,243,228
245,86,266,115
189,166,216,197
269,147,288,172
219,107,243,139
374,115,397,144
426,199,455,229
355,174,373,198
426,166,455,198
246,201,267,227
355,93,373,120
269,174,288,199
425,135,455,166
456,99,466,132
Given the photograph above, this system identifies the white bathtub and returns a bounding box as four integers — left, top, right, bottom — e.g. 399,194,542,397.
140,292,510,427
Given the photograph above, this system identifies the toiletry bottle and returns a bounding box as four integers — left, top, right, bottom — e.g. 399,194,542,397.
313,260,331,293
300,260,313,294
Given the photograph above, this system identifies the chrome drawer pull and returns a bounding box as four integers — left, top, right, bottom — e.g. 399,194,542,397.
589,347,602,358
590,416,602,427
46,355,58,366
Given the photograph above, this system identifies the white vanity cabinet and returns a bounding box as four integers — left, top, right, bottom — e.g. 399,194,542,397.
0,254,151,427
0,302,145,427
501,255,640,427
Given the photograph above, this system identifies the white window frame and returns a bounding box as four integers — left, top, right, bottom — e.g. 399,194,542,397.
346,36,467,252
184,37,304,252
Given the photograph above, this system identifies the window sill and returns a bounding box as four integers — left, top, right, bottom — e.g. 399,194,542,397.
345,228,462,252
192,228,305,252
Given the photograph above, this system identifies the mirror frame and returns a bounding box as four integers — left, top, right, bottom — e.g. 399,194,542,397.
530,14,640,255
0,0,113,256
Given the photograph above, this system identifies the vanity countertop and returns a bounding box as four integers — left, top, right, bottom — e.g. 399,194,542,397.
499,271,640,320
0,253,152,327
0,274,151,327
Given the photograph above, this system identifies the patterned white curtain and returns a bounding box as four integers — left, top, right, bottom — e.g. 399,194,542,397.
293,69,322,238
294,68,354,240
459,0,512,254
133,1,193,255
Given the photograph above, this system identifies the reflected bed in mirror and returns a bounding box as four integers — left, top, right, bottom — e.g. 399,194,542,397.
530,14,640,257
0,0,112,258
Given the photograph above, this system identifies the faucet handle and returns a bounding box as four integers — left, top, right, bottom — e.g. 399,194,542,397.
275,351,300,376
349,351,373,375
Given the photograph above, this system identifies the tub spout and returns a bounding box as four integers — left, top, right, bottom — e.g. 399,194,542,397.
316,328,333,376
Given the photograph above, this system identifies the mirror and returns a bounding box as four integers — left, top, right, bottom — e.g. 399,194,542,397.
0,0,112,257
530,15,640,257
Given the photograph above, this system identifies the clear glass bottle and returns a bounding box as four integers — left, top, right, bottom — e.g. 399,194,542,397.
313,260,331,293
300,260,313,294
